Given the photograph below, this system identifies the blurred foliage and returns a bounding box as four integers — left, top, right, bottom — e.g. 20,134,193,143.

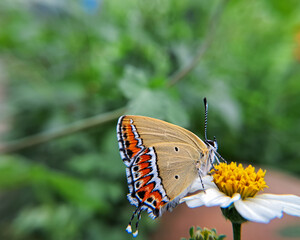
279,224,300,238
0,0,300,239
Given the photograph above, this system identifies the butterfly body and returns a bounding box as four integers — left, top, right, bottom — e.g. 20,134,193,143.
117,114,218,235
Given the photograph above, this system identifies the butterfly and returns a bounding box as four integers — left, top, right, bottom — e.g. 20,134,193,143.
116,98,222,237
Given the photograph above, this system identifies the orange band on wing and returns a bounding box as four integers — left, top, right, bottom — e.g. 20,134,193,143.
136,184,166,211
138,168,151,176
136,182,155,201
138,162,151,170
136,148,151,163
138,176,152,189
149,191,166,208
119,120,144,160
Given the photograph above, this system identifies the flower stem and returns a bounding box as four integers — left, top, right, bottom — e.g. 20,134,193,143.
232,223,241,240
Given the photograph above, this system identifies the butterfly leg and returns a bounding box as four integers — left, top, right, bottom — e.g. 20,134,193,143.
209,150,221,172
210,160,218,171
197,170,206,193
215,151,226,163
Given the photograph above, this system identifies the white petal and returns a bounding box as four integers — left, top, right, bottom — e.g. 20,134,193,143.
202,190,239,208
234,197,283,223
201,188,228,206
180,192,206,207
220,193,241,208
182,188,240,208
234,193,300,223
189,175,216,193
255,194,300,217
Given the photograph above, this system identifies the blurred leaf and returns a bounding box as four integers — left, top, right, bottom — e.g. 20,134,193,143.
0,156,112,211
279,224,300,238
0,156,30,187
119,65,149,99
13,204,91,240
126,88,190,127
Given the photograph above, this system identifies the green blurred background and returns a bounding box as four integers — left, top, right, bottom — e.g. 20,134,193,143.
0,0,299,239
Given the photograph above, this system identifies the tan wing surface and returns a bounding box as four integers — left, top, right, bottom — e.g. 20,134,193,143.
153,142,201,200
123,115,207,151
122,115,209,200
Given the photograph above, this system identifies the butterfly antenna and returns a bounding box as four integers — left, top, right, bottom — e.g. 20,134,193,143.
203,97,209,141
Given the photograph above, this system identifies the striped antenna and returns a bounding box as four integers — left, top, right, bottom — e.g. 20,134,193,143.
203,97,208,141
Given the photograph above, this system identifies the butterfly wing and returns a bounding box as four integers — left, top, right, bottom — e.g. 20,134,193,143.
117,115,211,219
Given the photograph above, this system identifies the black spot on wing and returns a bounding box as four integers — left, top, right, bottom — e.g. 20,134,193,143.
127,149,133,158
133,166,139,171
137,191,145,199
153,208,159,217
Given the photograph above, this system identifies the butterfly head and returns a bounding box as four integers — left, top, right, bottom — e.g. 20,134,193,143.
205,137,218,151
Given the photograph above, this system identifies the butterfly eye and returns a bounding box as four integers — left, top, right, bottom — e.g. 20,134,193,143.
174,175,179,179
174,147,179,152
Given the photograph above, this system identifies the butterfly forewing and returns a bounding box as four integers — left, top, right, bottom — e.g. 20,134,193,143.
125,115,207,151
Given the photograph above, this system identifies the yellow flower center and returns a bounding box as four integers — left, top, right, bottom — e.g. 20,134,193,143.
212,162,268,199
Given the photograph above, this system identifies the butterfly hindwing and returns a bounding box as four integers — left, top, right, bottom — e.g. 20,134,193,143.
117,116,170,219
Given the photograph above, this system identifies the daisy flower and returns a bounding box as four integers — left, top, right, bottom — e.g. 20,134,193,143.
180,162,300,240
